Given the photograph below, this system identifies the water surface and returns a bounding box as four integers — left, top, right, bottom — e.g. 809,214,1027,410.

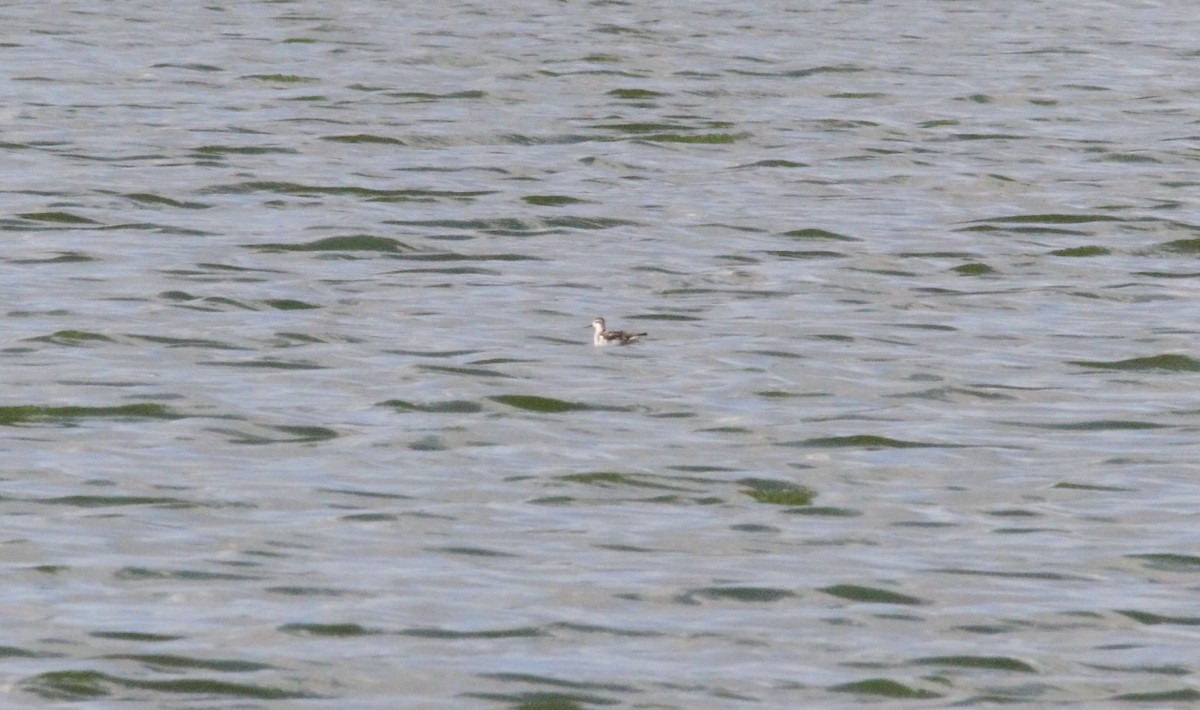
2,0,1200,706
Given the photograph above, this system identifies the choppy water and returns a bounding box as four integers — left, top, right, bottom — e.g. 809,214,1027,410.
3,1,1200,707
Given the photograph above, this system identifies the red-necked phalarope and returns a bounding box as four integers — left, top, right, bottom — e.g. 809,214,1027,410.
589,317,647,346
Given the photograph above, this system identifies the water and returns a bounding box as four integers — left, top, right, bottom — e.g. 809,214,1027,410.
2,0,1199,706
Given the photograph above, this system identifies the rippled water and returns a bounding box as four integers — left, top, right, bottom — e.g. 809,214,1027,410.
3,1,1200,706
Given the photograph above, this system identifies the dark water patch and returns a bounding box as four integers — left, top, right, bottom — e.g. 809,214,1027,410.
122,192,211,209
1028,420,1167,431
381,399,485,414
251,235,416,253
987,508,1040,517
392,348,480,357
739,478,815,506
490,395,628,413
1049,245,1110,257
385,89,487,101
1116,609,1200,626
592,121,689,133
682,586,797,603
890,386,1015,402
607,87,668,99
207,181,491,202
1159,237,1200,254
736,158,809,168
192,145,295,157
39,495,194,509
202,358,325,370
0,403,179,426
960,223,1089,235
270,332,326,346
391,266,502,275
279,622,378,636
831,91,887,99
421,364,514,379
1086,662,1190,676
320,133,405,145
26,330,116,346
104,654,272,672
10,251,95,264
321,487,412,502
780,227,858,241
430,546,519,558
18,211,98,224
790,435,944,449
241,73,314,83
819,584,926,605
969,213,1122,225
409,435,446,451
263,298,319,310
115,567,259,581
522,194,590,206
641,132,746,144
217,425,338,445
936,568,1086,581
1051,481,1134,492
744,349,803,359
267,586,357,596
386,216,636,232
400,626,543,639
548,622,662,638
129,334,248,350
1134,270,1200,278
91,631,182,642
913,655,1036,673
464,690,617,708
949,132,1028,141
1112,689,1200,703
1127,553,1200,572
667,464,738,473
1068,354,1200,371
1096,152,1160,164
556,472,696,492
0,645,49,659
765,250,846,259
784,506,861,517
829,678,941,699
23,670,312,701
341,512,399,522
393,251,541,262
952,262,995,275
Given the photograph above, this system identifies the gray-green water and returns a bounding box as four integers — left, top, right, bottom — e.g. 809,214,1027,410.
3,1,1199,707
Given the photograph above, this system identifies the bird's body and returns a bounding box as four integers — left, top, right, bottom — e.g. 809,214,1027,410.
589,317,647,346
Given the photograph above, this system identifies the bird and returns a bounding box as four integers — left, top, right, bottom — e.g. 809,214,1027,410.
589,317,647,346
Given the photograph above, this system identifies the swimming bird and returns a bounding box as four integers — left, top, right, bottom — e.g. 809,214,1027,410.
589,317,647,346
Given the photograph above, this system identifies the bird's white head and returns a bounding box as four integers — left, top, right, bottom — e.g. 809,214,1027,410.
590,318,606,333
